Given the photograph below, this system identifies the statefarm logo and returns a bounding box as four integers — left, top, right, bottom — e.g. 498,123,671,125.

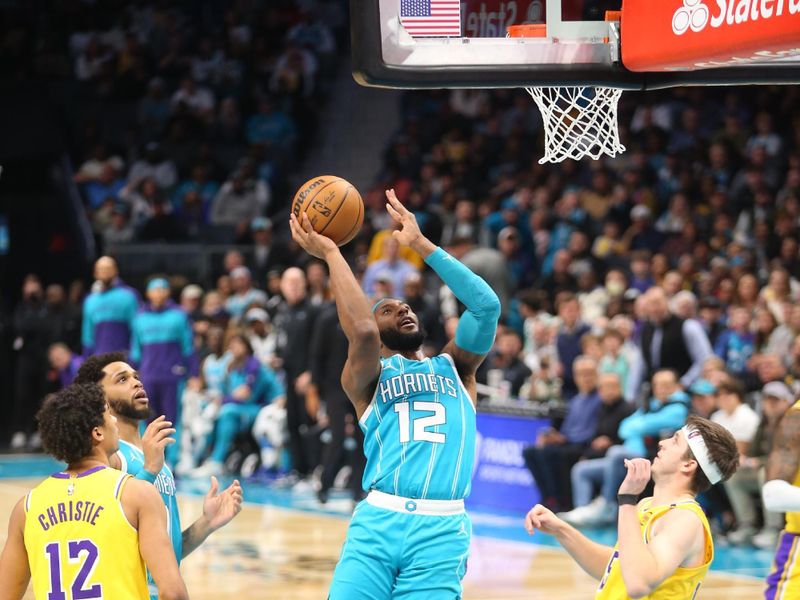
672,0,800,36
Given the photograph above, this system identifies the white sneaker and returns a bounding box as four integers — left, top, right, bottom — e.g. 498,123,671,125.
27,432,42,451
291,478,315,493
175,457,196,477
753,528,780,550
10,432,26,450
727,526,757,546
189,461,224,478
559,497,607,526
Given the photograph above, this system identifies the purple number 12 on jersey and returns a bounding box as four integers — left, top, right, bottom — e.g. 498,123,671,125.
45,540,102,599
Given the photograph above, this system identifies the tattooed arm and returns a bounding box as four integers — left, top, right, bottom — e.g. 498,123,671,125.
763,409,800,512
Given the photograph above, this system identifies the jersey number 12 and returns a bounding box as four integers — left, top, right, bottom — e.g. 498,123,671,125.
45,539,102,599
394,401,446,444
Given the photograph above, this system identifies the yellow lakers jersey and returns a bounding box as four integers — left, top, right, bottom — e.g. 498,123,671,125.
23,465,149,599
595,498,713,600
784,400,800,535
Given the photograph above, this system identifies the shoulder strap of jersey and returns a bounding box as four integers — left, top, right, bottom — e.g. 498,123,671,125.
114,472,132,501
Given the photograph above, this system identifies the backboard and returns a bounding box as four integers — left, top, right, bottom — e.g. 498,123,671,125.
350,0,800,90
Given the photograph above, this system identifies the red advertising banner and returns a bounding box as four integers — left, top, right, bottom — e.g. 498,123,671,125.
621,0,800,71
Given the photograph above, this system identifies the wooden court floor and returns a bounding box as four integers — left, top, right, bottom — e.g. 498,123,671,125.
0,479,765,599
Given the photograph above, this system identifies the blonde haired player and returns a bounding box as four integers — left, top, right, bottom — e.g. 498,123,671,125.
525,415,738,598
0,383,188,600
762,395,800,599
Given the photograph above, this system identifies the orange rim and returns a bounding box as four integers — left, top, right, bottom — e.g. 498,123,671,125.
507,24,546,38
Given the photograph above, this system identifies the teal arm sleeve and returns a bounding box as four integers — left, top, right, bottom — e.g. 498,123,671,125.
425,247,501,354
135,469,157,484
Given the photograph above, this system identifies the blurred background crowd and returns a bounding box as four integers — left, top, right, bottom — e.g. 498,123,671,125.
0,0,799,548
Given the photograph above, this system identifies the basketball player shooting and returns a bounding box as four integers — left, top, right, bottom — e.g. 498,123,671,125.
289,189,501,599
524,416,739,598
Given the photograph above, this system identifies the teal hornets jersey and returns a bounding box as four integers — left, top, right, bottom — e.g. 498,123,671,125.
359,353,476,500
117,439,181,599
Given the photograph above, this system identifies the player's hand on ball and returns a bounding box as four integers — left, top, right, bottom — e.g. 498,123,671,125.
385,189,422,247
524,504,564,536
618,458,651,495
289,212,339,259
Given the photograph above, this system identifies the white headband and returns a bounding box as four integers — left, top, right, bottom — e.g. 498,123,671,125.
681,425,723,485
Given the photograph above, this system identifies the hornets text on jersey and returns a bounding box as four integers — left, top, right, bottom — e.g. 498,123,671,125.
359,353,475,500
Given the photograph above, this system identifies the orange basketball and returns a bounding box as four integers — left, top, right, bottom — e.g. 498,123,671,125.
291,175,364,246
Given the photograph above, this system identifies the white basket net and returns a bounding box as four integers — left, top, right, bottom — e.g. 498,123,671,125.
525,86,625,164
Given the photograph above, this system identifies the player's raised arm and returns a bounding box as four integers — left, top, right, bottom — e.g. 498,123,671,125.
763,409,800,512
0,499,30,600
385,190,500,394
289,212,380,418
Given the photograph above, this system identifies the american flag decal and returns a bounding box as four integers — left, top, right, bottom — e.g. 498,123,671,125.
400,0,461,37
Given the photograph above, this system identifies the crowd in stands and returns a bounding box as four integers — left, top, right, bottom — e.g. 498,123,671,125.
2,0,800,546
27,0,347,249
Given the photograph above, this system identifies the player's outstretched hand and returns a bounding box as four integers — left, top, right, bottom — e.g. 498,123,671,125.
289,212,339,259
141,415,176,476
524,504,565,537
203,476,244,531
385,189,422,247
618,458,651,496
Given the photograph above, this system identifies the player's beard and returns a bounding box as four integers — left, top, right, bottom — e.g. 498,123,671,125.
109,398,152,421
380,324,427,352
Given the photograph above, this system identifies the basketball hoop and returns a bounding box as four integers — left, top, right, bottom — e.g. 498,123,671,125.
525,86,625,163
508,24,626,164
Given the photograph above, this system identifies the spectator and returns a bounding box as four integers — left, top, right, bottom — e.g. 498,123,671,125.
48,342,83,389
361,236,418,299
245,96,297,152
130,277,195,455
711,379,760,454
244,307,277,367
563,372,634,516
179,285,204,321
81,162,126,210
210,167,270,233
138,77,171,134
310,301,365,504
170,77,215,120
598,328,629,394
725,381,793,548
191,334,284,477
224,267,268,322
522,356,601,512
272,267,320,485
554,293,591,398
497,226,535,290
689,378,718,419
82,256,139,356
698,296,726,347
639,286,712,388
249,217,294,284
477,330,532,398
714,306,755,378
305,260,332,306
102,204,135,246
10,275,51,450
127,142,178,190
402,272,444,353
139,197,186,242
45,283,81,352
561,369,690,526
